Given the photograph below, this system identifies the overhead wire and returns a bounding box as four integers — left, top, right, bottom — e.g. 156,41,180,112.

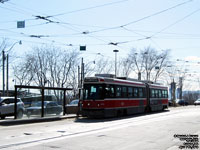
6,1,48,16
2,0,199,77
150,7,200,38
0,0,197,51
8,1,118,46
87,0,193,34
2,0,193,35
113,6,200,50
52,0,130,17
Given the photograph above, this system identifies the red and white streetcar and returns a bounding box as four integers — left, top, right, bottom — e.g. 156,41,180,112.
79,74,168,118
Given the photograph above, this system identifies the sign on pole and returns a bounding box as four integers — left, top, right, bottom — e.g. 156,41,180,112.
80,46,86,51
17,21,25,28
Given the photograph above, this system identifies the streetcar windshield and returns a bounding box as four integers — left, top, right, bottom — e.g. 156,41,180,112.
83,84,104,100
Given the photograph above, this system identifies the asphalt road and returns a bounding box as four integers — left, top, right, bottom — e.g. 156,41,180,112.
0,106,199,150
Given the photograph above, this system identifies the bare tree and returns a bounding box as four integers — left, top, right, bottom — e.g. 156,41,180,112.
84,57,113,77
127,48,146,80
94,57,113,74
141,47,169,82
13,57,34,86
151,49,170,82
127,46,170,82
13,45,80,89
118,57,133,77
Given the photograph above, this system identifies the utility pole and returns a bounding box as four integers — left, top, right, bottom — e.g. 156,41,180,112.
81,58,84,87
2,50,5,96
179,77,183,99
2,40,22,96
6,54,9,96
171,79,176,106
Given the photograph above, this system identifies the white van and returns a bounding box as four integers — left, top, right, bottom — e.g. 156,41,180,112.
0,97,25,119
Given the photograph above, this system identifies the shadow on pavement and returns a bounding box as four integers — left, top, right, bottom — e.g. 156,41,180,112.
0,114,76,126
75,109,170,123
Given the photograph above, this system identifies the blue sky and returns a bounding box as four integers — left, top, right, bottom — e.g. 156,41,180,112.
1,0,200,89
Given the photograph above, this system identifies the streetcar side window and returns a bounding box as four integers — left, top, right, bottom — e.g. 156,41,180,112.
133,87,138,98
110,86,115,98
151,89,155,98
85,89,89,99
138,88,143,98
162,90,165,98
122,86,127,98
151,88,168,98
116,86,122,98
155,89,158,98
164,90,168,98
158,90,162,98
105,85,115,98
128,87,133,98
161,90,168,98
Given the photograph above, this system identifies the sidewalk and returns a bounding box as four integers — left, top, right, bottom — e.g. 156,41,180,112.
0,114,77,126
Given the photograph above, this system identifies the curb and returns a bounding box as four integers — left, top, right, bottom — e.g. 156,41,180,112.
0,115,77,126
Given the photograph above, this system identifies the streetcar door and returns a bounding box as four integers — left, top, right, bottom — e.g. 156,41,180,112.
145,83,151,112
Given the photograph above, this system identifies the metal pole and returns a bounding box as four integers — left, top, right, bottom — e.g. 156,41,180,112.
82,63,85,80
2,50,5,96
78,66,80,88
172,79,176,107
81,58,84,88
2,41,22,96
179,77,183,99
14,85,17,119
113,50,119,77
115,52,117,77
63,90,66,116
41,89,44,117
6,54,9,96
80,58,83,88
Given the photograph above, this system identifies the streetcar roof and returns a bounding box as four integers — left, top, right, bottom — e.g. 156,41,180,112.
84,76,168,89
148,83,168,89
84,76,146,87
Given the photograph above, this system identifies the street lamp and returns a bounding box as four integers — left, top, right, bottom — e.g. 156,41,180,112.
113,49,119,77
2,40,22,96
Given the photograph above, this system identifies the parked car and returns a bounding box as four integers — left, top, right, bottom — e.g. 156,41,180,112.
176,99,188,106
65,99,79,114
194,99,200,105
0,97,25,119
168,99,173,106
26,101,62,117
